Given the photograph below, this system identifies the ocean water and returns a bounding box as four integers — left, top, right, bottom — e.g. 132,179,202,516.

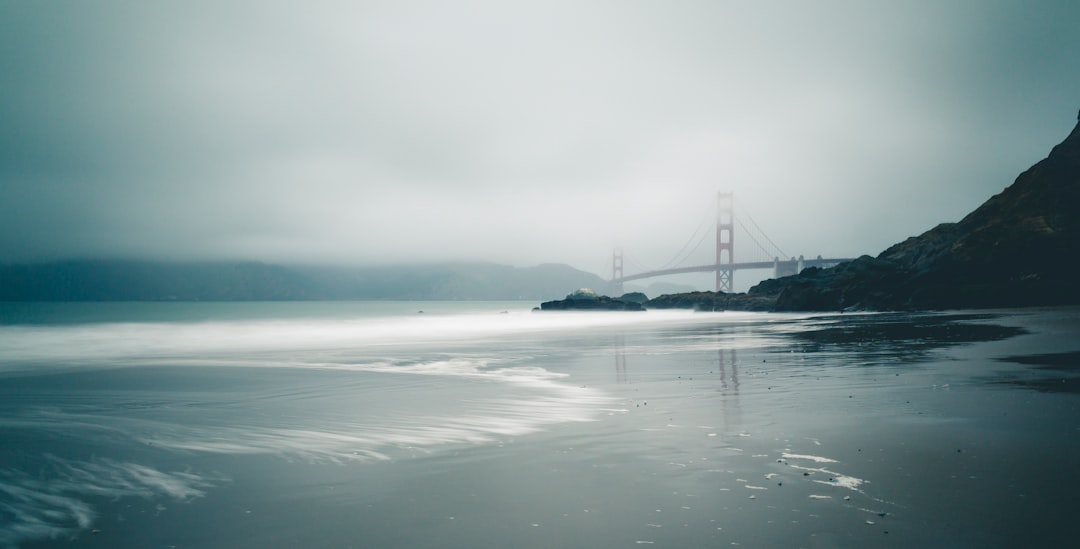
1,302,1079,548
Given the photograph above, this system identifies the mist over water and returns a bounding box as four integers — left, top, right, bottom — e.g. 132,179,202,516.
0,303,699,545
2,303,1078,547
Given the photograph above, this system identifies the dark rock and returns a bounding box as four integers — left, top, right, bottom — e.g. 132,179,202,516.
753,109,1080,311
618,291,650,304
645,290,776,311
539,296,644,311
539,288,645,311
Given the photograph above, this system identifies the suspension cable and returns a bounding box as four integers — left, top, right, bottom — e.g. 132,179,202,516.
735,217,779,263
623,250,655,273
655,202,714,271
670,222,715,267
736,205,788,259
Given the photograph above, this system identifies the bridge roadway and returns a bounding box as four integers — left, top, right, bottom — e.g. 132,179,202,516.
614,257,857,284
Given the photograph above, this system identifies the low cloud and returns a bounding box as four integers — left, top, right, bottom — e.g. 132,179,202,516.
2,1,1078,284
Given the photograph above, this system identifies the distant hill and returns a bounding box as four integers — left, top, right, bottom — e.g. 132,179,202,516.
296,262,609,301
624,281,697,297
753,108,1080,310
0,260,608,301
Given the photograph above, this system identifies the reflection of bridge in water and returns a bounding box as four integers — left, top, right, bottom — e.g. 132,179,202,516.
717,347,738,393
611,192,855,293
612,333,740,390
612,334,742,430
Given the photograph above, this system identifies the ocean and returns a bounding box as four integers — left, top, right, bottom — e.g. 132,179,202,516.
1,302,1078,548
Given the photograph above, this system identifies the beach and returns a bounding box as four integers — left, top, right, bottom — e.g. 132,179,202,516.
2,303,1078,547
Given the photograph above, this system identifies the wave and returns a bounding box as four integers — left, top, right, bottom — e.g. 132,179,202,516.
0,355,617,546
0,309,774,371
0,455,223,547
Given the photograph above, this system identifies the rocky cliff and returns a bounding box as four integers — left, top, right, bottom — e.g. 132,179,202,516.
753,109,1080,311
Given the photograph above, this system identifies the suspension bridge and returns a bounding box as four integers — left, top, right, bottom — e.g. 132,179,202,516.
610,192,855,294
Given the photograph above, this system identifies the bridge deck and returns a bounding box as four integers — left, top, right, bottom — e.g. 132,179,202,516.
615,258,856,283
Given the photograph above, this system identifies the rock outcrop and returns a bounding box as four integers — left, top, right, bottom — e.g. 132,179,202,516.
538,288,645,311
645,291,776,311
754,109,1080,311
618,292,650,305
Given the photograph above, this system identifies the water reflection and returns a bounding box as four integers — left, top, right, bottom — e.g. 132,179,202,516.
614,333,629,384
716,346,742,434
611,327,743,429
788,312,1026,364
994,350,1080,393
717,347,739,394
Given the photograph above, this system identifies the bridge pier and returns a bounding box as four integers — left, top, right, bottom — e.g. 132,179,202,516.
773,255,810,279
774,257,797,278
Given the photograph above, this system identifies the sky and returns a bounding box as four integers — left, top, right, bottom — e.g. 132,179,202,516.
2,0,1079,289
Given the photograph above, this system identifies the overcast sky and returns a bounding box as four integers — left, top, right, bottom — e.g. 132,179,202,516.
3,1,1079,287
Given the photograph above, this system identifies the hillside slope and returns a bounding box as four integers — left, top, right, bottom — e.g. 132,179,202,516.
0,261,607,302
753,109,1080,310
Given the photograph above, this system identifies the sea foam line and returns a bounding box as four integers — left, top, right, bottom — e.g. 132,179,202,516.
0,456,223,547
141,361,616,463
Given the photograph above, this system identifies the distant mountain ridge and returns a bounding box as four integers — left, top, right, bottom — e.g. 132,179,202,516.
0,260,608,301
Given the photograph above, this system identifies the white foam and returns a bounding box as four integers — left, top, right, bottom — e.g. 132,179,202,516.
0,309,799,378
0,309,757,369
781,453,838,463
782,452,866,491
813,474,864,490
0,456,222,547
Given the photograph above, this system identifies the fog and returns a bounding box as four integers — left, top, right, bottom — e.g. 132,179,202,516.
2,0,1078,287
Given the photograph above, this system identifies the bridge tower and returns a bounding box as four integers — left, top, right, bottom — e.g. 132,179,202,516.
611,248,624,296
715,192,734,292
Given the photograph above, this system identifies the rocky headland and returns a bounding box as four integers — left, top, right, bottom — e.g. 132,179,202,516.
752,108,1080,311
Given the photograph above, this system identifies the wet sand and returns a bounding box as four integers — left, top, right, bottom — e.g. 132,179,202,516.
3,306,1079,547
